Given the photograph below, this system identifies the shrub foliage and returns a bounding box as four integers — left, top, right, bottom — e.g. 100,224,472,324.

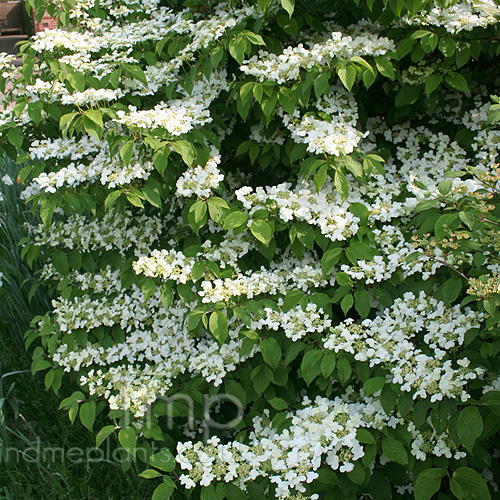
1,0,500,499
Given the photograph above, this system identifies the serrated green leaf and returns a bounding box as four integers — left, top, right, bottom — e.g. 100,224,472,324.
280,0,294,17
223,211,248,230
321,351,336,378
301,350,323,385
382,437,408,465
118,427,137,456
414,468,447,500
139,469,163,479
79,402,96,431
209,311,228,344
172,140,195,166
452,467,491,500
96,425,116,449
321,248,342,276
363,377,386,395
261,337,281,370
150,449,176,472
457,406,483,453
152,479,175,500
445,72,470,93
251,219,273,246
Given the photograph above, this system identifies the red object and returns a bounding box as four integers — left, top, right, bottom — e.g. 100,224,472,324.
32,10,58,32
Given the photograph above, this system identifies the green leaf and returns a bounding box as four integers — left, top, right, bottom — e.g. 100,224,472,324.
223,211,248,230
52,251,69,275
152,479,175,500
28,101,43,125
127,192,144,208
242,30,265,46
314,163,328,192
84,109,103,127
96,425,116,448
438,178,453,195
363,377,386,395
105,190,122,210
414,468,447,500
200,485,222,500
269,398,288,410
395,84,421,107
321,248,342,276
457,406,483,453
296,221,315,250
150,449,176,472
480,391,500,416
440,277,462,305
142,183,162,208
337,357,352,383
40,197,56,227
283,289,306,312
382,437,408,465
337,65,357,91
251,219,273,246
341,293,354,315
321,351,336,378
445,72,470,93
6,127,23,149
397,37,416,59
356,428,376,444
375,57,395,80
118,427,137,456
334,170,349,202
79,401,96,431
139,469,163,479
425,74,442,98
314,72,330,99
261,338,281,370
280,0,294,17
83,114,102,141
120,140,134,166
452,467,491,500
354,290,371,318
301,350,323,385
209,311,228,344
439,36,456,57
124,64,148,85
285,341,305,366
172,140,195,166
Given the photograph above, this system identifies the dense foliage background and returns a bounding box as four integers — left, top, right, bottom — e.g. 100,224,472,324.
1,0,500,499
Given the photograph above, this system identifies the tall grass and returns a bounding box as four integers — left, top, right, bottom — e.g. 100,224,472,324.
0,156,50,352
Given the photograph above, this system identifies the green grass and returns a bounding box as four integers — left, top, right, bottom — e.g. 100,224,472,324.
0,337,158,500
0,157,50,352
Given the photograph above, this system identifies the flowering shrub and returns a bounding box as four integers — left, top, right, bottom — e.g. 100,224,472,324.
1,0,500,498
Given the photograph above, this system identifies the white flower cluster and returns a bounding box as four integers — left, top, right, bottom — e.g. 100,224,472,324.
252,302,331,341
324,292,484,402
240,27,395,84
407,421,467,461
402,1,498,33
48,268,258,415
60,88,122,106
133,231,255,281
198,256,330,304
29,136,101,161
33,209,163,256
176,395,394,498
29,138,154,193
236,180,360,242
176,149,224,198
284,114,366,157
